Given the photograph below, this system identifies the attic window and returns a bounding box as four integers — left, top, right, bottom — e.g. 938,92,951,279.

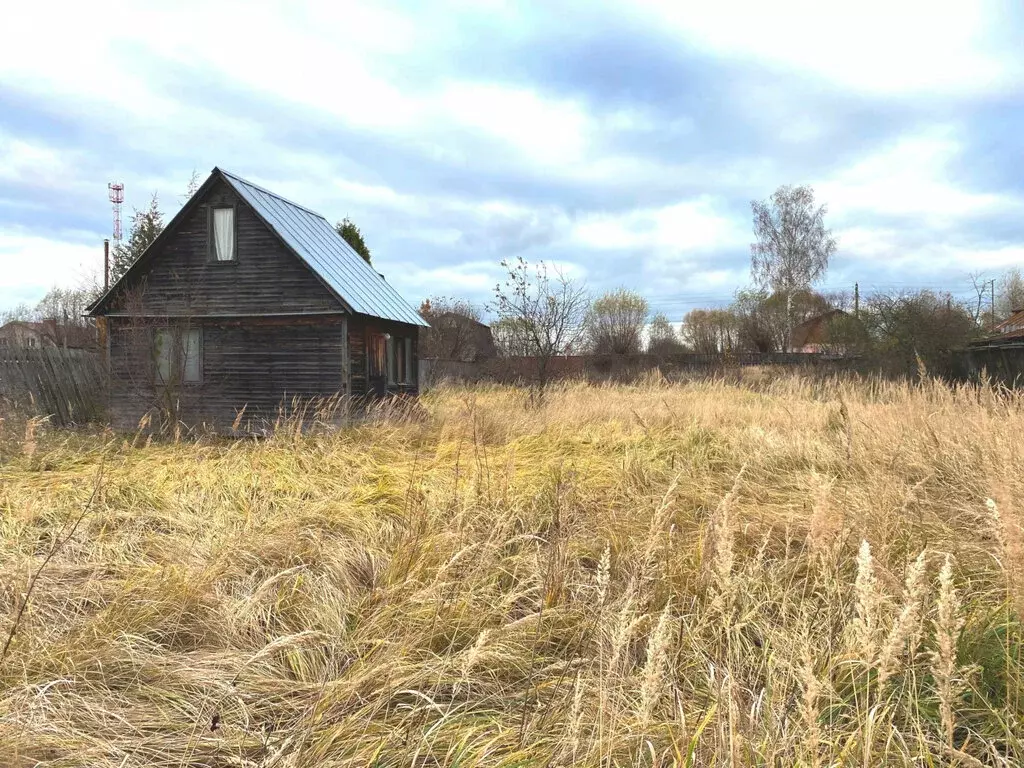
211,207,236,262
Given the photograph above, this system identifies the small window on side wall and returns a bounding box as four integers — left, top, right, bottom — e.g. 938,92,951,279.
210,207,236,262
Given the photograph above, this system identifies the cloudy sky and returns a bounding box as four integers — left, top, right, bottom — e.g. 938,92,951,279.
2,0,1023,319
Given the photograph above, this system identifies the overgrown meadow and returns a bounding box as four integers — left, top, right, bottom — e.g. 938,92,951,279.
1,373,1022,766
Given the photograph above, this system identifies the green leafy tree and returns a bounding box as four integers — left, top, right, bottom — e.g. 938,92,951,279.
336,217,372,264
111,193,164,282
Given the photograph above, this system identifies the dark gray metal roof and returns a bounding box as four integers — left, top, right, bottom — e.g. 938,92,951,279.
219,168,428,327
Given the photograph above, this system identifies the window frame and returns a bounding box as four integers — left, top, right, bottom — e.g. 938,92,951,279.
207,204,238,264
154,326,203,386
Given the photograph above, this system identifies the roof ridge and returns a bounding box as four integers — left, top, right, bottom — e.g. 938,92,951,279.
216,167,327,219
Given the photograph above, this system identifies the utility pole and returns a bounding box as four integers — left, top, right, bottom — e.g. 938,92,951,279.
991,278,997,328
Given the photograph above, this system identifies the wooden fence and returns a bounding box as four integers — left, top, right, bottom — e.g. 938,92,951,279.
0,346,106,424
951,344,1024,385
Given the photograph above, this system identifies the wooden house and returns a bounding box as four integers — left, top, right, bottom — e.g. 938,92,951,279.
87,168,428,431
0,320,95,350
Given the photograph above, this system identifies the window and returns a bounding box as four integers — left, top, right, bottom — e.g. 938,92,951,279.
395,336,409,385
155,327,202,384
182,329,201,383
368,334,386,378
404,337,413,384
211,207,236,261
384,335,412,385
372,333,413,385
386,334,396,385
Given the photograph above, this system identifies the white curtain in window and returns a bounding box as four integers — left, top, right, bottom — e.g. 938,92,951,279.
214,208,234,261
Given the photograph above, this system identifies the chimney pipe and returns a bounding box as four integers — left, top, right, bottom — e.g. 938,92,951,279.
103,239,110,291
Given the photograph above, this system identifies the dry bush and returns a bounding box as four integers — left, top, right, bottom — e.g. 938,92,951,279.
0,374,1022,766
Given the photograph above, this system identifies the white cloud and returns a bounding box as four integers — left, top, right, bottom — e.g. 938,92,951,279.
838,225,1024,274
818,129,1023,222
634,0,1016,95
0,233,102,308
1,0,1023,316
438,83,591,165
0,135,74,186
573,198,742,252
386,260,504,302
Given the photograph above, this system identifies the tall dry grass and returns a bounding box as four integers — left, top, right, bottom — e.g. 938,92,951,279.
0,373,1022,766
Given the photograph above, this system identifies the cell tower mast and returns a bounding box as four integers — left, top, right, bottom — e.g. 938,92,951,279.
108,182,124,247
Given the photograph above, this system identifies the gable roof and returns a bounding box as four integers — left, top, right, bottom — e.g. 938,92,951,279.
89,167,427,327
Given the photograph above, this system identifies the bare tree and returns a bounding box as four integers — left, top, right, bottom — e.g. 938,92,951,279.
0,303,33,325
968,272,994,327
32,287,99,348
646,313,685,357
491,317,536,357
997,268,1024,322
751,185,837,349
861,289,978,373
682,308,737,354
585,289,648,355
492,257,589,393
731,288,831,353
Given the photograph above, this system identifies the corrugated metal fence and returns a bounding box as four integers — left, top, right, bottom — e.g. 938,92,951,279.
0,347,105,424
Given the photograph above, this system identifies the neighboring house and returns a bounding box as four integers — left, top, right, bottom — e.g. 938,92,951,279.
790,309,849,353
971,308,1024,347
424,311,497,362
0,321,47,349
87,167,428,431
0,320,94,349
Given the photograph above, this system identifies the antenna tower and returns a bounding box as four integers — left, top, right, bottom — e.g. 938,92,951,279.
108,182,124,247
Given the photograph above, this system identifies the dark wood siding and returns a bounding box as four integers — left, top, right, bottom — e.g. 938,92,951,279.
349,315,420,399
107,316,346,431
348,317,368,397
107,179,341,316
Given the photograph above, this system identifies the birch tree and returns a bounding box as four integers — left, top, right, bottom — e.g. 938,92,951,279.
751,185,837,349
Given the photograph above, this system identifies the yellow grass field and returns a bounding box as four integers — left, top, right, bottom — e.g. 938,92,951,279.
1,374,1022,767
